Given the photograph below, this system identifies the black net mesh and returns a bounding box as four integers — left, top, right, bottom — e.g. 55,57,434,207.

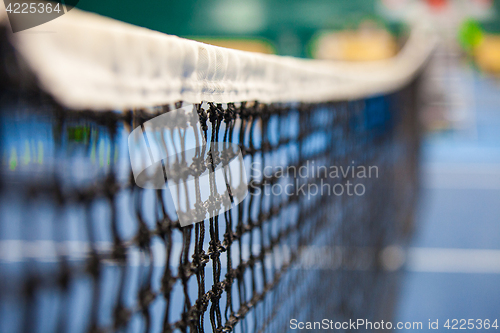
0,27,422,333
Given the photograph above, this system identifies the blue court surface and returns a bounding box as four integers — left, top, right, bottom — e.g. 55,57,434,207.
396,69,500,330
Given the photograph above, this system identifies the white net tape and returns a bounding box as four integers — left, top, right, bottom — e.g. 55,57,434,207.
1,7,435,110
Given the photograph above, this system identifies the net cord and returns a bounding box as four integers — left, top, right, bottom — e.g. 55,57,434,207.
0,5,435,110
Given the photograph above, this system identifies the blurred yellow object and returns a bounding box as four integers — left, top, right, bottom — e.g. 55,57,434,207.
474,35,500,74
192,38,275,54
312,29,398,61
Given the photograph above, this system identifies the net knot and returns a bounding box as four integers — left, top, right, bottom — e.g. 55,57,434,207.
161,269,175,294
136,223,151,249
112,242,127,262
192,249,209,268
208,239,226,256
210,281,225,300
205,193,222,214
197,106,209,132
86,251,101,277
208,102,222,123
113,305,131,328
225,103,236,122
238,102,251,119
192,201,207,222
139,287,156,309
190,155,207,177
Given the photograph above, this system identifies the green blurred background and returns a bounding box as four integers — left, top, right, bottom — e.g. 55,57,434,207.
71,0,399,57
67,0,500,66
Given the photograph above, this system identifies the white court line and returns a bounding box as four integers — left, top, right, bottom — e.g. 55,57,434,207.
422,163,500,190
406,247,500,274
2,241,500,274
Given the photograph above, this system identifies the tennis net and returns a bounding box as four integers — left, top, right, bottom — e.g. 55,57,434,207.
0,8,433,333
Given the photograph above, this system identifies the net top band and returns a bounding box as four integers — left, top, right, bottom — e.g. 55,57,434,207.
1,6,435,110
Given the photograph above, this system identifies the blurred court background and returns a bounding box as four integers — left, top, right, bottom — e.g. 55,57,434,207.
59,0,500,328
